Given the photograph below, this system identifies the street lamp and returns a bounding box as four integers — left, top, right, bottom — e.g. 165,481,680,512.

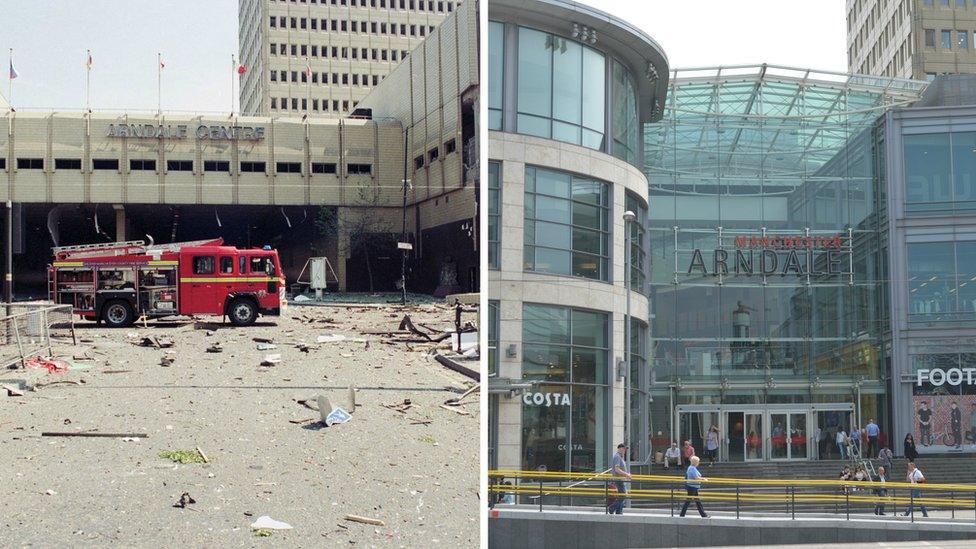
622,210,636,459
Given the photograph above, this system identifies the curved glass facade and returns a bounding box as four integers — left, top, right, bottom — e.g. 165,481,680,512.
488,19,648,166
642,66,927,459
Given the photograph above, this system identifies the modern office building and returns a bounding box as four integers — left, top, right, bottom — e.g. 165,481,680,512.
239,0,460,116
883,74,976,454
1,0,478,298
487,0,669,471
847,0,976,80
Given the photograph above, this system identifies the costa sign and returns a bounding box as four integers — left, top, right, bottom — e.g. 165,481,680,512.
916,368,976,386
686,232,851,277
522,392,571,407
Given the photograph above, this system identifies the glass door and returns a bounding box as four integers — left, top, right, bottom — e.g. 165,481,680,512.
817,409,853,460
770,413,788,459
745,412,764,460
790,413,808,460
726,411,745,462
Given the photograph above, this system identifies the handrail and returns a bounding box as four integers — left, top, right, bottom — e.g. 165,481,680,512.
488,469,976,492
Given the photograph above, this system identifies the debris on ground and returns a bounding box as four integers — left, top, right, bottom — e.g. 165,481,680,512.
25,357,69,375
324,407,352,426
250,516,293,530
41,432,149,438
206,343,223,353
256,342,277,351
173,492,196,509
252,337,274,344
253,529,273,537
2,383,24,396
382,399,413,414
158,449,207,464
343,514,385,527
260,354,281,366
160,356,175,367
196,446,210,463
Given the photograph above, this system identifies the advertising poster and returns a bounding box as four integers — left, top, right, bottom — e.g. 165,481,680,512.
912,367,976,453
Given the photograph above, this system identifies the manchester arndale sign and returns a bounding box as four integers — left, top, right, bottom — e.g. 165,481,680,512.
686,233,852,277
106,123,266,141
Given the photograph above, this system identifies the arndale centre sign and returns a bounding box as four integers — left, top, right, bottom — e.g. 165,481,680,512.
687,233,852,277
106,123,265,141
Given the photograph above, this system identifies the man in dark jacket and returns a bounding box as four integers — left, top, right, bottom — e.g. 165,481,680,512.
872,466,888,515
951,401,962,448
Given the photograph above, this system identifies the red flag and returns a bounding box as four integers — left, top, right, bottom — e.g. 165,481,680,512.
237,64,246,75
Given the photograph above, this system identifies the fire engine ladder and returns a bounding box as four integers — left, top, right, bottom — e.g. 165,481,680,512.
53,240,147,260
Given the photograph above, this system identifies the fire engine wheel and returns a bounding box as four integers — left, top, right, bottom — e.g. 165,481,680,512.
228,299,258,326
102,301,134,328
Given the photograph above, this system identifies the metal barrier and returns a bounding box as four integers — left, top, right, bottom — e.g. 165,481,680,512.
488,469,976,523
0,303,76,368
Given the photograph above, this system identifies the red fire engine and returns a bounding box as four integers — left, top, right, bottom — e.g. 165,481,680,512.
48,238,284,327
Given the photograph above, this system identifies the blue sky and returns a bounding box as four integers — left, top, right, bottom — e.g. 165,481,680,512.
0,0,238,112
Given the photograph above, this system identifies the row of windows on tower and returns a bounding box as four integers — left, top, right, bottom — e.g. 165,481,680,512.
271,70,381,86
270,16,436,37
4,157,371,175
271,97,358,112
270,0,456,12
270,43,409,62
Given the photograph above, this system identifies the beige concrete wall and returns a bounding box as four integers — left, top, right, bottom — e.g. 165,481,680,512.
488,130,650,471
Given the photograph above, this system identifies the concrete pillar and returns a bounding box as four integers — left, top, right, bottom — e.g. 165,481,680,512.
113,204,125,242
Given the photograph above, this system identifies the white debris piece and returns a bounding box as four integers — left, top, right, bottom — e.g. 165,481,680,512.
250,515,293,530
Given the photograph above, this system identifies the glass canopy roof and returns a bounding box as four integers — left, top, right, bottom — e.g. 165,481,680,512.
644,64,929,188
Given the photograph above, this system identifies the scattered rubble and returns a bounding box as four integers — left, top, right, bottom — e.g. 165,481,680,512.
173,492,196,509
250,516,293,530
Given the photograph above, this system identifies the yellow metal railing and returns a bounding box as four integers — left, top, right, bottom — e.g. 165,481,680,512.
487,469,976,518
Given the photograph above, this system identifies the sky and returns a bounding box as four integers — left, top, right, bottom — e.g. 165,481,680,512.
575,0,849,73
0,0,238,113
0,0,850,112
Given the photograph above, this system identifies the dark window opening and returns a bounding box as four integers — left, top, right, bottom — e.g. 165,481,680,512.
129,159,156,171
415,155,425,169
54,158,81,170
167,160,193,171
92,159,119,170
312,162,337,174
241,161,266,173
204,160,230,172
192,256,215,275
17,158,43,170
445,138,456,153
277,162,302,173
347,163,372,175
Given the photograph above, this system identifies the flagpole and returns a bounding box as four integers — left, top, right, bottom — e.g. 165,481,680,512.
306,57,311,116
157,52,162,116
7,48,12,108
85,50,91,112
231,54,235,116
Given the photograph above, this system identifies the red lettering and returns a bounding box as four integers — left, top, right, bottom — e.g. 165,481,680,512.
735,235,747,248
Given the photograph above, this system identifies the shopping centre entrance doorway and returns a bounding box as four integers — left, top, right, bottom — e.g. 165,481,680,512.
675,404,855,462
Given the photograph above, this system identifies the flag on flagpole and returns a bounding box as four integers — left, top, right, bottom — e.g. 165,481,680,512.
159,57,165,70
9,59,18,80
86,50,92,70
304,58,311,76
237,63,247,75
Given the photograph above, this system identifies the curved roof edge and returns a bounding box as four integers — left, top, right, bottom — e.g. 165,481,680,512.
490,0,669,123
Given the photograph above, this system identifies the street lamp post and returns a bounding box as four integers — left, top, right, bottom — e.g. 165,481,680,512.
623,209,636,459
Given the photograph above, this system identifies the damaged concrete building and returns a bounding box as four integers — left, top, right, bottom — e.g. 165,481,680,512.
0,0,478,298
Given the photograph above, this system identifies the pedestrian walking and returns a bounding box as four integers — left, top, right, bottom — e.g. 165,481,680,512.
608,443,631,515
705,426,719,466
850,425,861,457
679,455,708,518
903,434,918,462
872,466,888,515
865,418,880,458
903,461,928,517
836,428,848,459
878,445,893,472
682,439,696,467
663,442,681,469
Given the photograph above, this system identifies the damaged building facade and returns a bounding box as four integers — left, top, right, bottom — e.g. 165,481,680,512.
0,0,478,298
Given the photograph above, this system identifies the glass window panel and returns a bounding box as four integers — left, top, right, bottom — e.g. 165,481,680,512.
581,47,605,132
572,252,602,280
572,348,607,384
571,309,608,349
582,129,605,150
571,385,606,471
908,242,956,319
521,382,570,471
523,304,570,344
905,133,951,206
572,227,602,255
572,202,601,230
517,27,552,117
942,30,952,49
517,114,550,138
952,132,976,210
488,21,504,121
551,39,582,124
536,221,573,249
535,168,572,198
612,61,639,165
488,162,501,268
571,179,603,205
536,247,572,276
522,344,570,381
552,121,582,145
957,242,976,315
534,196,571,223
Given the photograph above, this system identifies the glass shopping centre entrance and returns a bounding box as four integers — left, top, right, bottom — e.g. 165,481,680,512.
675,404,855,462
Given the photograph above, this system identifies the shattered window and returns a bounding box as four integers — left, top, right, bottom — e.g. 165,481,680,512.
192,256,214,275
